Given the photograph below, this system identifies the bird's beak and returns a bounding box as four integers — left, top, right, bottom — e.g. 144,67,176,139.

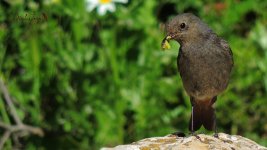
161,35,172,50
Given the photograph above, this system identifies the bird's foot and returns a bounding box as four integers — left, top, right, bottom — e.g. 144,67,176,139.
213,132,219,138
170,131,186,137
190,132,201,140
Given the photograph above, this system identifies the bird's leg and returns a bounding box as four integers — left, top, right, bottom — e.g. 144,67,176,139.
189,97,200,139
190,105,201,140
190,105,195,135
189,97,195,135
213,118,218,138
190,97,195,135
213,109,219,138
211,97,219,138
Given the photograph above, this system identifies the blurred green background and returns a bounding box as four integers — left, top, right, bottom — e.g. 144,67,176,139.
0,0,267,149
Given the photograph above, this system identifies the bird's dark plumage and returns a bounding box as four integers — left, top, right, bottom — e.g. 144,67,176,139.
163,13,233,134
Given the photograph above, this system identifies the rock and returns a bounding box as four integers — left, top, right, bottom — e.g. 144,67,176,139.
101,133,267,150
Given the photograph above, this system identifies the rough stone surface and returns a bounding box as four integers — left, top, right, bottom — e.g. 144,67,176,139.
102,133,267,150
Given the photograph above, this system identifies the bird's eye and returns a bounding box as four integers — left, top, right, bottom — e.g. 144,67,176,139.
180,23,186,29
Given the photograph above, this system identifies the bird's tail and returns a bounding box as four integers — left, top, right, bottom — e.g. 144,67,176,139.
189,97,216,131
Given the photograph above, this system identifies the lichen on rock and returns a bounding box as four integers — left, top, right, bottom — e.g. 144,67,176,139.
102,133,267,150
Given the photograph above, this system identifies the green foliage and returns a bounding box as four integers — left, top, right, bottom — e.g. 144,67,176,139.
1,0,267,149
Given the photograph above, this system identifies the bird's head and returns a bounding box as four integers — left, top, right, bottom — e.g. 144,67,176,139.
162,13,212,50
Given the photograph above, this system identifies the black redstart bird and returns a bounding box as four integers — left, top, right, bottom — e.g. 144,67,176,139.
162,13,233,136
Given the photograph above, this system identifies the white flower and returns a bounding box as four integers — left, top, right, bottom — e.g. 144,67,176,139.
86,0,128,16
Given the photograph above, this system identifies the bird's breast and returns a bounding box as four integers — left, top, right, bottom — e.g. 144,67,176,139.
177,46,232,99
